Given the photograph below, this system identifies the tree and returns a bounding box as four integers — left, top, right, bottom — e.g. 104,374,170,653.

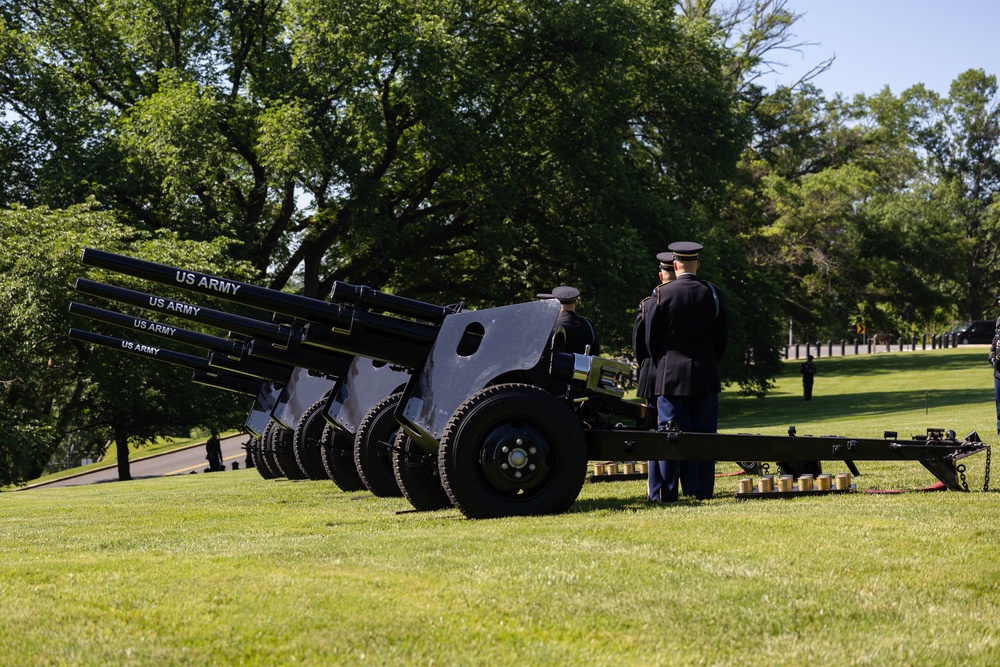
2,1,749,343
903,70,1000,320
675,0,833,96
714,80,969,345
0,204,251,485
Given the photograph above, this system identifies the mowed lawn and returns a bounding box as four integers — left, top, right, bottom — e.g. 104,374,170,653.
1,348,998,666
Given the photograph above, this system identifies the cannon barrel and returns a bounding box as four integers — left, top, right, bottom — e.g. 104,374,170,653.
80,248,448,339
73,280,354,376
69,327,292,384
76,258,438,346
75,278,293,342
69,327,262,396
77,253,446,365
69,301,244,356
69,327,212,371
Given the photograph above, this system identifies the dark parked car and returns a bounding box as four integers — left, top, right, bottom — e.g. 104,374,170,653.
951,320,996,344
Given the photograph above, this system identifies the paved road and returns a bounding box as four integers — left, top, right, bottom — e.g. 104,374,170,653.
24,434,254,489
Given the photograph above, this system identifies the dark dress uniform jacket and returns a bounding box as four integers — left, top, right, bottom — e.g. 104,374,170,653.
632,282,669,401
645,273,727,397
991,316,1000,379
557,311,599,356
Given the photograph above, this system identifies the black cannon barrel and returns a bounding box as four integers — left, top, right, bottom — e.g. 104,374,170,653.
73,284,352,377
329,281,455,323
81,247,443,323
245,338,353,377
191,370,263,396
75,278,293,343
70,327,291,384
83,246,454,322
298,322,431,369
69,328,211,370
69,328,261,396
79,248,441,344
69,301,245,356
81,248,332,321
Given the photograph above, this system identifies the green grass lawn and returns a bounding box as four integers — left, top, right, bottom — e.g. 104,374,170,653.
1,348,998,666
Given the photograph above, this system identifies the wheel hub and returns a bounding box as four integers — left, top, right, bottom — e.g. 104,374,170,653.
479,423,551,492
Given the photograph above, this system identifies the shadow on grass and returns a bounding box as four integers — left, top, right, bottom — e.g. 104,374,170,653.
722,387,991,430
570,495,706,513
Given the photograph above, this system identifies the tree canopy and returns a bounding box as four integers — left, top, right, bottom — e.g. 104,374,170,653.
2,0,751,337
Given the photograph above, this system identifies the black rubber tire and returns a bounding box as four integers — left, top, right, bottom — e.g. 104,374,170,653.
256,423,282,479
392,432,453,511
293,398,333,481
437,383,587,519
353,393,404,497
269,423,308,480
319,423,367,492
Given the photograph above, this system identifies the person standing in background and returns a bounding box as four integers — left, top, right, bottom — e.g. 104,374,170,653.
988,295,1000,434
205,430,224,472
536,286,599,355
800,355,817,401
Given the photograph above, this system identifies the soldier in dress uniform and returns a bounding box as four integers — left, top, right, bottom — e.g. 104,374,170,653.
988,295,1000,434
645,242,728,501
800,354,817,400
536,286,599,355
633,251,679,501
205,430,224,472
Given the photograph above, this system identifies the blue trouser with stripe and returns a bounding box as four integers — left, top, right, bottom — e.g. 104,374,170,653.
649,393,718,501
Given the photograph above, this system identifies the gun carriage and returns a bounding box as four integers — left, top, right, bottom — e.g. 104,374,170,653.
71,249,992,519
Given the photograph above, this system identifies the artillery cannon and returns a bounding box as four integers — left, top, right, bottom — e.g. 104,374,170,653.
73,249,992,518
69,280,425,492
67,299,408,491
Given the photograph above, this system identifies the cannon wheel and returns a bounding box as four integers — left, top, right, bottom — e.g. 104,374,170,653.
391,432,453,511
319,423,366,492
437,383,587,519
353,393,404,497
293,398,333,481
269,423,308,480
248,435,274,479
255,423,282,479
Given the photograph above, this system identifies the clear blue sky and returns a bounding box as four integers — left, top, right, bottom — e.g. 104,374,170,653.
760,0,999,98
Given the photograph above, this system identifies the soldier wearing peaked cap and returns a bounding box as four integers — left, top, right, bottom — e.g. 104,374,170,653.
537,286,600,356
634,253,676,401
988,294,1000,434
644,241,728,501
633,251,679,502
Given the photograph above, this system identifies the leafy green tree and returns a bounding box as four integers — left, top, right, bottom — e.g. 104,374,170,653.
902,70,1000,320
2,1,747,341
717,79,976,347
0,204,251,484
